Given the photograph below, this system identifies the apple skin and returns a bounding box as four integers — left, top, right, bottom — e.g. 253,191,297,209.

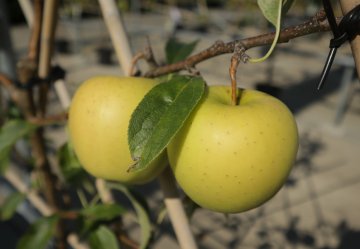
167,86,298,213
68,76,167,184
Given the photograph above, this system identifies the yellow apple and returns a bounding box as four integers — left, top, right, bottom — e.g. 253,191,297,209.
68,76,167,184
167,86,298,213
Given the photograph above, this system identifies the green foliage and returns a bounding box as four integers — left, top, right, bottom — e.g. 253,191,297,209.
81,203,126,220
80,203,126,235
7,103,22,119
84,203,125,217
17,215,59,249
128,75,206,172
57,141,88,185
250,0,294,63
165,38,199,64
108,183,151,249
0,119,36,174
257,0,294,26
0,192,26,221
88,225,120,249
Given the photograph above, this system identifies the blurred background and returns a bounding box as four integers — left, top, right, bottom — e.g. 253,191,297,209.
1,0,360,248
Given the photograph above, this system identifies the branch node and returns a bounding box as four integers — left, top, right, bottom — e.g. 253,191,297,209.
129,52,145,76
185,64,201,76
233,42,249,63
144,37,159,68
129,38,159,77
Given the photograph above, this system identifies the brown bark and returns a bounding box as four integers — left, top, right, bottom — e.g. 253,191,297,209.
145,10,333,78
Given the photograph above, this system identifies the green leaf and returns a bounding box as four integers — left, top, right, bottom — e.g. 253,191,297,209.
257,0,294,26
250,0,288,63
0,147,11,175
17,215,59,249
80,203,126,235
165,38,199,63
0,119,37,174
156,204,167,225
88,225,120,249
128,75,206,172
81,203,126,221
0,192,26,220
58,141,88,185
108,183,151,249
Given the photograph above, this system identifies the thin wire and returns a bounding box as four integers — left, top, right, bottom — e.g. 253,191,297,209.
317,48,337,90
318,2,360,90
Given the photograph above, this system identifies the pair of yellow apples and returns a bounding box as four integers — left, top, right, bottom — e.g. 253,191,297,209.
68,76,298,213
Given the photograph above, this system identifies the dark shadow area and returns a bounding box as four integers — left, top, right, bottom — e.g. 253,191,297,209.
231,218,360,249
0,214,29,249
336,221,360,249
253,44,346,115
293,132,325,174
281,67,343,114
256,65,344,114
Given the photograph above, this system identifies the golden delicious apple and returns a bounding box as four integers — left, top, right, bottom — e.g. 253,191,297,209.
167,86,298,213
68,76,167,184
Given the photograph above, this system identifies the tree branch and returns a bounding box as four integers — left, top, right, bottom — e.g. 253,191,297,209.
28,112,68,126
144,10,334,78
2,2,66,246
12,62,64,222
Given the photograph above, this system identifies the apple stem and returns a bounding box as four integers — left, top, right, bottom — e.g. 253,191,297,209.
229,43,249,105
229,55,240,105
